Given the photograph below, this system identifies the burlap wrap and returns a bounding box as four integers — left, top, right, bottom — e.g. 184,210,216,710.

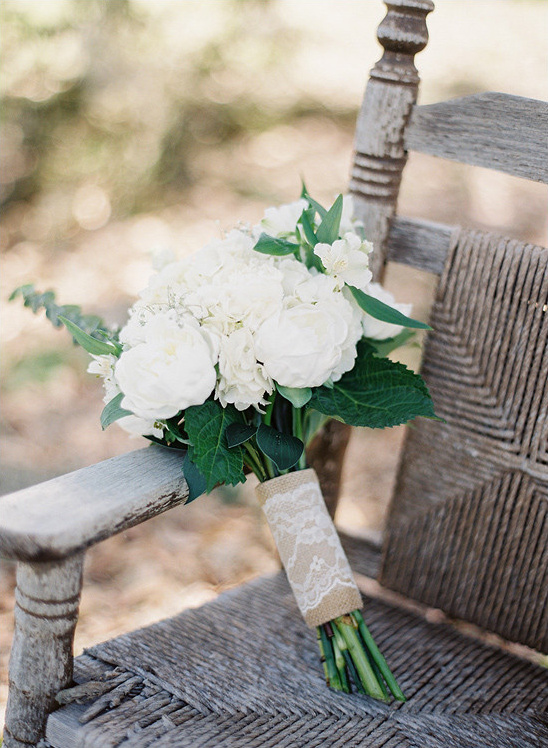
255,469,362,627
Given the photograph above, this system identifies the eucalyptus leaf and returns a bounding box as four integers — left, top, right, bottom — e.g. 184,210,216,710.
348,287,431,330
59,316,120,355
256,423,304,470
182,452,207,503
184,401,246,491
277,385,312,408
253,233,300,257
309,341,438,429
225,423,257,448
316,194,343,245
100,392,133,430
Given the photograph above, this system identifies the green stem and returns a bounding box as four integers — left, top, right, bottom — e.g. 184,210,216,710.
243,442,267,482
292,407,307,470
334,616,387,701
352,610,406,702
331,635,350,693
316,627,330,686
319,625,342,691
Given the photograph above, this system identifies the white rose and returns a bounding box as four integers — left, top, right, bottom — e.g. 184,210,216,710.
314,232,373,289
216,328,273,411
259,199,308,238
115,315,216,420
361,282,413,340
254,301,350,388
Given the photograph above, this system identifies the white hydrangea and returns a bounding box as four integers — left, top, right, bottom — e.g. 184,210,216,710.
314,232,373,290
216,328,273,411
360,282,413,341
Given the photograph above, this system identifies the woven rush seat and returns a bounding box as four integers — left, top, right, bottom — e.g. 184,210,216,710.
46,541,548,748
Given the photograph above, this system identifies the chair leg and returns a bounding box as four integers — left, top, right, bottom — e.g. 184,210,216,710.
4,553,84,748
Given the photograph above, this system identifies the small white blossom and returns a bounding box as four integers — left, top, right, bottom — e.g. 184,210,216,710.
259,199,307,238
314,232,373,289
360,282,413,341
339,195,364,235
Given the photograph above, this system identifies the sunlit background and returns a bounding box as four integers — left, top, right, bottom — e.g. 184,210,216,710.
1,0,547,729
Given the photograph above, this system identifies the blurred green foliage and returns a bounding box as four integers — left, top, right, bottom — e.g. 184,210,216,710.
0,0,355,241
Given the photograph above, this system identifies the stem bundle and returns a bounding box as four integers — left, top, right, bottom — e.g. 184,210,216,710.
317,611,405,702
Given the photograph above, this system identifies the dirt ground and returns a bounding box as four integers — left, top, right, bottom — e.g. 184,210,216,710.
1,0,547,732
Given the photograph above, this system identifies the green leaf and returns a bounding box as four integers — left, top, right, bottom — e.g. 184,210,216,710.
368,329,416,358
309,341,438,429
225,423,257,448
253,233,300,257
277,385,312,408
316,194,343,245
58,316,120,355
300,181,327,218
298,208,319,247
182,452,207,503
256,423,304,470
348,286,431,330
184,401,246,491
100,392,133,430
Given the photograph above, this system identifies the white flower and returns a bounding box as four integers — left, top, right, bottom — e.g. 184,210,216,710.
114,314,216,420
360,282,413,340
216,328,273,411
254,299,353,388
116,415,164,439
259,199,308,238
314,232,373,289
339,195,364,235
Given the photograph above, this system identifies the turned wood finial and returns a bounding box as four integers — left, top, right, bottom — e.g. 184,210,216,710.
373,0,434,84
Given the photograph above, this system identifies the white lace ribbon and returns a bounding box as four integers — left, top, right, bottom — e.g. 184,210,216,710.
255,469,362,627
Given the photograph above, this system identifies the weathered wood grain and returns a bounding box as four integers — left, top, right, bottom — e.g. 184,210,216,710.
0,446,188,562
405,93,548,183
386,216,454,274
4,554,84,748
350,0,434,280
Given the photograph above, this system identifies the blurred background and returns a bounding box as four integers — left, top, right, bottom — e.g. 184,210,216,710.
1,0,547,729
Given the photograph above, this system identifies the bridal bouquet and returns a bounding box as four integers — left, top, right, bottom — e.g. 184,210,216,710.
12,186,436,701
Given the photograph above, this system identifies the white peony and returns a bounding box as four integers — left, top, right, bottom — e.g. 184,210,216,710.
115,314,216,420
259,199,308,238
360,282,413,341
216,328,273,411
254,299,353,388
314,232,373,290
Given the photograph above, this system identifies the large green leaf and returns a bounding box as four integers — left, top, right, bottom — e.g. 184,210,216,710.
225,423,257,448
58,316,121,356
253,233,300,256
100,392,132,430
316,194,343,245
256,423,304,470
348,287,431,331
298,208,319,247
184,401,246,491
309,342,437,429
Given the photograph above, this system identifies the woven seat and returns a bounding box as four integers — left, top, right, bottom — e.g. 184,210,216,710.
46,545,548,747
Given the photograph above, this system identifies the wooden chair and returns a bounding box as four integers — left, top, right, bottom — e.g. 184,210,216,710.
2,1,547,745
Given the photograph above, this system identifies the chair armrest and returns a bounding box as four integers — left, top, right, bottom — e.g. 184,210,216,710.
0,445,188,562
